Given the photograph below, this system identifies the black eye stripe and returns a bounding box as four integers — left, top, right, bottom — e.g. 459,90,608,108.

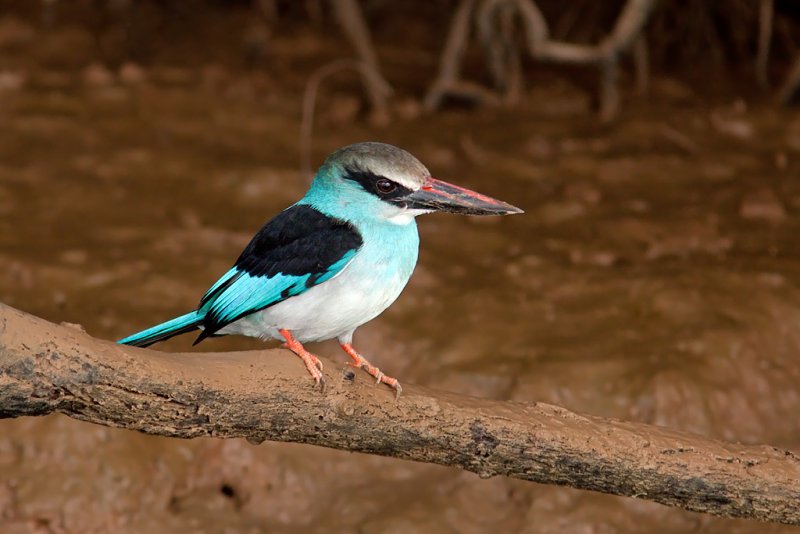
342,166,412,200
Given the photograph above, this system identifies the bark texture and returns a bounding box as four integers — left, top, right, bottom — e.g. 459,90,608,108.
1,303,799,525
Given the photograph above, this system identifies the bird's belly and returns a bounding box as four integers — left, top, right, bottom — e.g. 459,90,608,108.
222,258,412,343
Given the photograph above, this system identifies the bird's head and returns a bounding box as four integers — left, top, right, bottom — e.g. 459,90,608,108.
308,142,523,225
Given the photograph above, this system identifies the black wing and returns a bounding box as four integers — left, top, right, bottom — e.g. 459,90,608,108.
194,204,363,342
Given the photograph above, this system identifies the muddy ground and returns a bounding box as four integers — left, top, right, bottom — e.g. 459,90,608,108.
2,5,800,533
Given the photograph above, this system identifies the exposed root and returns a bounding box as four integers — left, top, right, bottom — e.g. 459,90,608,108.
424,0,657,120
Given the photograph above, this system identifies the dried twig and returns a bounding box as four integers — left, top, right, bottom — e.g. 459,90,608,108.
330,0,392,114
777,53,800,105
424,0,477,111
633,34,650,95
757,0,774,88
658,124,699,154
599,54,620,122
300,59,379,178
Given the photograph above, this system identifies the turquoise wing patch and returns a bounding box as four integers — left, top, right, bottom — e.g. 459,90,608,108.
200,250,356,334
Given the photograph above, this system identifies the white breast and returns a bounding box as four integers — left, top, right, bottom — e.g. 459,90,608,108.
218,231,418,344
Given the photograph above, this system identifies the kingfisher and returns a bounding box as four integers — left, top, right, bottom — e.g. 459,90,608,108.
118,142,522,397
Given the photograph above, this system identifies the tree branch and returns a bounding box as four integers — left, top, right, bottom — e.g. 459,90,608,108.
1,303,799,525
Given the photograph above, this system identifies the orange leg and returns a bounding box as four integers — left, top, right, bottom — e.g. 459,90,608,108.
339,342,402,399
279,329,325,392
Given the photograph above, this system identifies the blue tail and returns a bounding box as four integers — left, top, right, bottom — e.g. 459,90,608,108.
118,311,203,348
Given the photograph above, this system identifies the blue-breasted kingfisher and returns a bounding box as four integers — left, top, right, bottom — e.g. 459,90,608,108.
118,142,522,397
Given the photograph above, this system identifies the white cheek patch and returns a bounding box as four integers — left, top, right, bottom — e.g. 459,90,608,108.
385,208,433,225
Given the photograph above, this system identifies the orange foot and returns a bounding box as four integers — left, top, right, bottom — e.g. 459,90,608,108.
279,329,325,392
339,342,402,400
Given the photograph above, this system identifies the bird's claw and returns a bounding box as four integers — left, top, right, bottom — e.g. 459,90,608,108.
369,367,384,385
315,373,326,393
280,330,326,394
339,343,402,400
356,361,402,400
300,355,325,392
370,370,402,400
380,374,402,401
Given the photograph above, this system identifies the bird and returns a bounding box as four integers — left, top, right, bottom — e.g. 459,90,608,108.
118,142,522,398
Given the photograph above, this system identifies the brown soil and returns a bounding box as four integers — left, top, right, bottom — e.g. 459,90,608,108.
2,5,800,533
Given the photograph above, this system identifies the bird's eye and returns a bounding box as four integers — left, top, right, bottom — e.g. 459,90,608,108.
375,178,396,194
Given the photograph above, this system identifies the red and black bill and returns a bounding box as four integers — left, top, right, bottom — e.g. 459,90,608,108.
391,178,523,216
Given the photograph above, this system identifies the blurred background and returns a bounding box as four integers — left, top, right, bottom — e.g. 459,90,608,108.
2,0,800,532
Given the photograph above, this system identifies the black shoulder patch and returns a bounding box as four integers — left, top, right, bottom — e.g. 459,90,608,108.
235,204,363,278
